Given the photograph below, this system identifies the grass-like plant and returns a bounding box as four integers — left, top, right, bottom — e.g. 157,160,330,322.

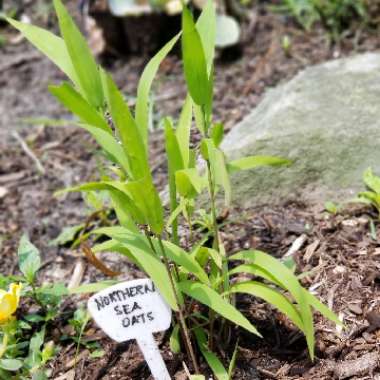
8,2,341,376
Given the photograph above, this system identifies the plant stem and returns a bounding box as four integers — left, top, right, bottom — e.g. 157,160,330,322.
157,237,199,373
0,332,8,359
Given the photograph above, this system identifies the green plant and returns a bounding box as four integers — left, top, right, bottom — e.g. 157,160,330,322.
274,0,368,38
8,1,341,377
354,167,380,218
0,235,66,379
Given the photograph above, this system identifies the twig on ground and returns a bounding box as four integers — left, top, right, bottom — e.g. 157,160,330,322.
12,131,45,175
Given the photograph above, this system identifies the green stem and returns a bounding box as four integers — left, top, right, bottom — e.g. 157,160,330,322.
157,238,199,373
0,332,8,359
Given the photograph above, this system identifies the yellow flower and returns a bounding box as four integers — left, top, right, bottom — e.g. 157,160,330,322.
0,283,22,324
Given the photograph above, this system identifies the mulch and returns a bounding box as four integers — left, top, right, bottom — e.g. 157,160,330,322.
0,0,380,378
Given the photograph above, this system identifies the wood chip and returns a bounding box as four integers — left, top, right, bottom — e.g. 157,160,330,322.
348,303,363,315
334,352,378,379
54,369,75,380
283,234,307,257
0,171,26,184
304,239,320,262
67,259,86,290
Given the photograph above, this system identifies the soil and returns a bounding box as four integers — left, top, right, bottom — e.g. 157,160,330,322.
0,0,380,379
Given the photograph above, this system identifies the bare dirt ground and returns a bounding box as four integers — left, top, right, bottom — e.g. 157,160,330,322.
1,1,380,378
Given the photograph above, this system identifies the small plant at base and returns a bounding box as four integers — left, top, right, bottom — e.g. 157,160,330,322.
0,235,66,378
353,167,380,219
8,2,342,377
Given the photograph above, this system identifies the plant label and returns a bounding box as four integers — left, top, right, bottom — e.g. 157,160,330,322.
88,278,172,380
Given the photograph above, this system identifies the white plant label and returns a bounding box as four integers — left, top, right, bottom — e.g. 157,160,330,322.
88,278,172,380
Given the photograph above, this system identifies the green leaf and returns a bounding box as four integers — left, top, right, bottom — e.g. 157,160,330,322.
178,280,261,336
229,281,304,330
104,74,149,180
25,328,45,370
169,324,181,354
227,156,291,173
164,117,184,242
69,280,118,294
304,290,343,326
92,239,138,265
49,224,85,247
0,359,23,371
203,139,231,206
175,95,193,168
136,33,180,148
5,18,79,87
194,328,229,380
210,123,224,147
125,176,164,235
175,168,206,199
92,227,178,310
182,7,211,106
228,340,239,379
53,0,103,108
18,235,41,283
76,123,130,172
157,239,209,284
190,376,205,380
56,181,144,224
49,82,110,133
230,250,315,359
196,0,216,75
363,167,380,194
324,201,340,215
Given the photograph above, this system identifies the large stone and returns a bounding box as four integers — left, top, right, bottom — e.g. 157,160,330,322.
222,53,380,207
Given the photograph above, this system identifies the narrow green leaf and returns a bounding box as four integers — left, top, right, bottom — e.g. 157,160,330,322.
18,235,41,284
304,290,343,326
125,176,164,235
56,181,144,223
210,123,224,147
196,0,216,75
93,227,178,310
169,324,181,354
104,74,149,180
228,340,239,379
164,117,184,242
194,328,229,380
54,0,103,108
72,124,131,174
229,281,304,330
203,139,231,206
49,83,110,133
136,33,180,147
175,168,206,199
6,18,79,87
230,250,315,359
175,95,193,168
182,7,210,106
69,280,118,294
92,239,138,265
178,280,261,336
227,155,291,173
157,240,209,284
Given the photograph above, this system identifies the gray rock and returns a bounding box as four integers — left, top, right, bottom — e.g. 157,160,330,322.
222,53,380,207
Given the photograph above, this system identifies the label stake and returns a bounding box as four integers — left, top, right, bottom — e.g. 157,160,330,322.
87,278,172,380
